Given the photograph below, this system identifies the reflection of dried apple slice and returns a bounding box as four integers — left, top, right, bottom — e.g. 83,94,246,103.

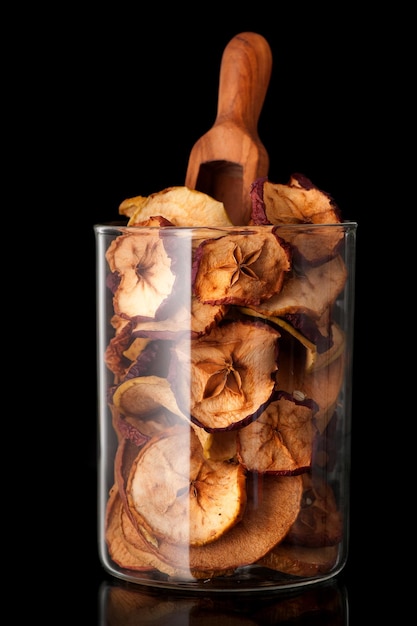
258,543,339,577
106,231,176,319
285,472,343,547
237,395,316,474
122,186,233,227
170,320,280,431
192,230,291,305
126,425,247,547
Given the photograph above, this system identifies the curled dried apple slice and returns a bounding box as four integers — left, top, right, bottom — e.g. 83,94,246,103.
106,231,176,319
126,425,247,547
105,483,184,575
237,394,317,474
122,186,234,227
247,254,347,321
170,320,280,431
192,229,291,305
250,174,343,263
112,375,188,421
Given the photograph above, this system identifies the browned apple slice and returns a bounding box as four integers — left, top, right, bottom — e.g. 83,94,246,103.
258,543,339,577
276,331,345,434
192,229,291,306
170,320,280,431
237,394,317,474
250,174,344,263
284,472,343,547
246,254,347,321
105,231,176,319
126,425,247,547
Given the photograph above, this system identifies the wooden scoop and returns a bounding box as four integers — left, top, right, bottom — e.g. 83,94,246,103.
185,32,272,225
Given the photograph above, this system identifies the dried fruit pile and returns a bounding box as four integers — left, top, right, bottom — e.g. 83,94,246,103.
101,173,349,581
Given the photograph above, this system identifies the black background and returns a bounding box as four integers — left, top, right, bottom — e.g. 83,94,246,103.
27,5,405,622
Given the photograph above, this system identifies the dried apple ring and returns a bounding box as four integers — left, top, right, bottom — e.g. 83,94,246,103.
106,231,176,319
192,229,291,306
150,472,303,576
170,319,280,431
237,394,317,474
126,425,247,547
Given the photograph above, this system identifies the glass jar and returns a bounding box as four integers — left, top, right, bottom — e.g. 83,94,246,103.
95,221,357,592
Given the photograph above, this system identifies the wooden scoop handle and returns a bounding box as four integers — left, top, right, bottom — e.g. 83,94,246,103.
215,32,272,135
185,32,272,224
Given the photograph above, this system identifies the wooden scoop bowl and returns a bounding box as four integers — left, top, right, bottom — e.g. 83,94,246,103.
185,32,272,225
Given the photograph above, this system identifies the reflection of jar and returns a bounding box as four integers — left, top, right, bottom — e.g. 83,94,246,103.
100,576,349,624
95,223,357,592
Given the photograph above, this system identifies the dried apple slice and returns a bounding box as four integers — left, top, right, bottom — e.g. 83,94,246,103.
258,543,339,577
276,332,345,434
131,297,228,339
149,472,303,576
250,174,344,263
170,320,280,431
126,425,247,547
237,394,317,474
105,483,185,575
192,229,291,305
122,186,234,227
112,375,188,422
247,254,347,321
106,230,176,319
284,472,343,547
192,425,238,461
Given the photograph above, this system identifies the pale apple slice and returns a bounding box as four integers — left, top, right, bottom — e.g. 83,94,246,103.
105,483,186,575
112,375,188,422
126,425,247,547
192,229,291,305
237,395,317,474
169,320,280,431
106,231,176,319
122,186,234,227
